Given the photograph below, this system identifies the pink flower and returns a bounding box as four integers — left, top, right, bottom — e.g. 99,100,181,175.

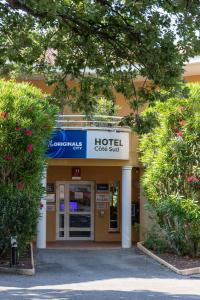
177,131,183,138
1,112,8,119
187,176,199,183
15,127,21,131
4,155,12,161
16,182,24,190
27,144,33,153
187,177,193,182
24,129,32,136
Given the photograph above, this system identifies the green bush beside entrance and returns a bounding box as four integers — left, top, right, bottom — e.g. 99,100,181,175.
140,83,200,257
0,80,57,255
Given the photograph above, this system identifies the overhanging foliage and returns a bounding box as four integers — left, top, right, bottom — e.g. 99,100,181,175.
0,1,199,114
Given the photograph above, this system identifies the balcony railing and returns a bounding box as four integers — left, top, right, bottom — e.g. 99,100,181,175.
55,114,130,131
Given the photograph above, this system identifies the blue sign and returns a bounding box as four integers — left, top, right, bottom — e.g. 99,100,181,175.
47,130,87,158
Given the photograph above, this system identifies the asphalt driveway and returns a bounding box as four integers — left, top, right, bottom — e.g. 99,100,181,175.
0,247,200,299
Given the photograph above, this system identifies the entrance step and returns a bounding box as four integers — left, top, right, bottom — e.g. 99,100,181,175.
46,241,122,250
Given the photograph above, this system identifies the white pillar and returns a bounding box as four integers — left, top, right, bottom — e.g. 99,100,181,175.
122,166,132,248
37,168,47,249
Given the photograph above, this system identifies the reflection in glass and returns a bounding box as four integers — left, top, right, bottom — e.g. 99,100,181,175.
69,201,78,212
70,215,91,228
59,214,64,228
69,184,91,192
59,199,65,212
59,231,64,237
110,182,119,230
69,184,91,212
69,231,91,237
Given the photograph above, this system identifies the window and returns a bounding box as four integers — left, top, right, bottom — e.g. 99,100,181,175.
109,182,119,231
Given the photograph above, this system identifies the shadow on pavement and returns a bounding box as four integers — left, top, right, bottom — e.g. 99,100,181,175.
0,289,199,300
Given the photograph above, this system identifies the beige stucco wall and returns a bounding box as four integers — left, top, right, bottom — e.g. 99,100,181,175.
184,75,200,82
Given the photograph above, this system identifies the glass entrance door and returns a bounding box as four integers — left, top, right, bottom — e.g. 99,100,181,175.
56,182,94,240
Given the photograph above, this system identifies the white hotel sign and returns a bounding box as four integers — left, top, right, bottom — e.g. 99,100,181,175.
87,131,129,160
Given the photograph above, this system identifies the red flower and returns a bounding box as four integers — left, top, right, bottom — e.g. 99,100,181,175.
24,129,32,136
40,202,44,210
179,120,187,126
187,176,199,183
4,155,12,161
15,127,21,131
177,131,183,138
27,144,33,153
1,112,8,119
16,182,24,190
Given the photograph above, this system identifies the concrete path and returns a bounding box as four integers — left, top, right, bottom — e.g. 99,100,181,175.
0,247,200,299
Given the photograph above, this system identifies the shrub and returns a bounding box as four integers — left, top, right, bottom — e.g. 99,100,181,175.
0,80,58,255
140,83,200,257
143,231,169,254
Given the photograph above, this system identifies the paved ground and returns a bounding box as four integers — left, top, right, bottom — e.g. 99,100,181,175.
0,247,200,300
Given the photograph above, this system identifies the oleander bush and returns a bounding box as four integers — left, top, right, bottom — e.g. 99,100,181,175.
140,83,200,257
0,80,58,255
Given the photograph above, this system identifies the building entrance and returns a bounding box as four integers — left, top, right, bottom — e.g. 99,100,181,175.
56,181,94,240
